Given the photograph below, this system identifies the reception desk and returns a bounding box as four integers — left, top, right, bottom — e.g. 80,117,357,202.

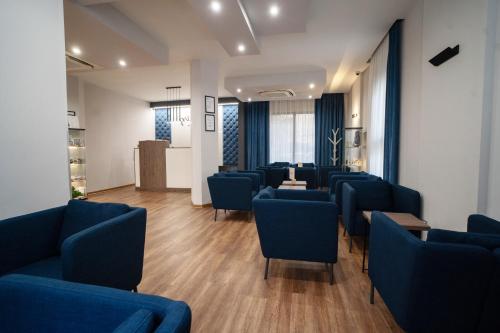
134,144,192,191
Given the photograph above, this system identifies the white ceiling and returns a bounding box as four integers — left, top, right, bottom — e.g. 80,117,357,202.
68,0,416,102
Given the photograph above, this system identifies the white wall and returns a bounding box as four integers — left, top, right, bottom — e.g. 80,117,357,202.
84,82,154,192
0,1,70,219
67,75,86,128
345,77,362,128
400,0,497,230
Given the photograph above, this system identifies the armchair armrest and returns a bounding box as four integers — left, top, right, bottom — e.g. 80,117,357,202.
342,183,357,233
467,214,500,235
275,189,329,202
61,207,147,290
0,206,65,275
391,184,421,218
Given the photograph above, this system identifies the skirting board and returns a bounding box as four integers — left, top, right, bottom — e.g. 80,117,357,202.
88,184,135,195
192,203,212,208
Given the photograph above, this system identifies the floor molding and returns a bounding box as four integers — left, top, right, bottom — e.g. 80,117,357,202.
87,184,134,195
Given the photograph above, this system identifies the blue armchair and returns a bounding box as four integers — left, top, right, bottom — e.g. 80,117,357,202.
294,166,318,189
328,173,380,215
252,187,338,284
0,200,146,291
342,180,421,252
368,212,499,333
235,169,266,188
208,173,256,220
317,165,351,188
257,166,288,188
0,274,191,333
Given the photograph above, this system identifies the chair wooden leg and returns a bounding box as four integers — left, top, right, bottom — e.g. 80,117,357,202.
370,282,375,304
329,264,334,285
343,227,347,237
214,209,218,221
132,287,138,293
264,258,270,279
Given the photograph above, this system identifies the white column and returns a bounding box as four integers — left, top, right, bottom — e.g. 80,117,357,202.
190,59,219,205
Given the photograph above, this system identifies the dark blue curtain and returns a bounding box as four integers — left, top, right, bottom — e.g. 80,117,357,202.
244,101,269,170
384,20,402,184
315,93,345,166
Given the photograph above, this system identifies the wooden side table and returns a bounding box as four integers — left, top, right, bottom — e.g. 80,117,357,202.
361,211,430,272
282,180,307,186
278,185,307,190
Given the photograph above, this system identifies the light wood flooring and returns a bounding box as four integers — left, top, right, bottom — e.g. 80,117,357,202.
89,186,402,333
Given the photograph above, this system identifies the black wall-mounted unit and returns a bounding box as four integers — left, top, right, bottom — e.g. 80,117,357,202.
429,45,460,66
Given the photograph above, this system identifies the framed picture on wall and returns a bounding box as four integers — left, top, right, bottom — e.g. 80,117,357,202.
205,114,215,132
205,95,215,113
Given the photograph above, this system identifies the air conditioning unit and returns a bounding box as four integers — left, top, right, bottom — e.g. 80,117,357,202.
258,89,295,99
65,53,99,72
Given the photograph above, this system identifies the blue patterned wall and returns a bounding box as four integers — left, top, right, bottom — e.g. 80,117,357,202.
155,108,171,141
223,105,239,165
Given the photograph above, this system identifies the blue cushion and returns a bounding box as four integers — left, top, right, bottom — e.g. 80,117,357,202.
12,256,62,279
113,309,155,333
258,187,275,199
468,214,500,235
428,229,500,251
58,200,129,250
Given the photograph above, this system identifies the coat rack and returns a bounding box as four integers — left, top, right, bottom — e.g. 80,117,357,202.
328,128,342,166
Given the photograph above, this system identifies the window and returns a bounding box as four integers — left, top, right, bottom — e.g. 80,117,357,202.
269,100,315,163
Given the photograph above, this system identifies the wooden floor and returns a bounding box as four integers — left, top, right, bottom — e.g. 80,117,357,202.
89,186,402,333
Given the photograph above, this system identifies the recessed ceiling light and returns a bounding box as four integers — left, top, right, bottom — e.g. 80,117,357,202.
71,46,81,55
247,97,252,102
210,1,221,13
269,4,280,17
309,83,315,89
308,95,313,99
236,88,242,93
237,43,246,53
118,59,127,67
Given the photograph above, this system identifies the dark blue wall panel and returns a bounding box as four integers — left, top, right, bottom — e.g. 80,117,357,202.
155,108,171,141
223,105,239,165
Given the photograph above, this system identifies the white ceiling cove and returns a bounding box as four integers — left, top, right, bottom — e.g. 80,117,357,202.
67,0,416,101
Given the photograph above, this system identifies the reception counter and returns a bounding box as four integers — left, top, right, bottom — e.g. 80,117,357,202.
134,145,192,191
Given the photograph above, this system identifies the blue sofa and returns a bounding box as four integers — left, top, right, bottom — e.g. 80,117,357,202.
207,173,257,220
342,180,421,252
368,212,500,333
317,165,351,188
0,200,146,291
0,274,191,333
252,187,338,284
328,173,380,215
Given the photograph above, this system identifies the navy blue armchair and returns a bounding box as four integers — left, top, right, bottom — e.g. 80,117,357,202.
342,180,421,252
294,166,318,189
368,212,500,333
317,165,351,188
0,274,191,333
0,200,146,291
208,173,256,220
235,169,266,188
328,173,380,215
253,187,338,284
257,166,288,188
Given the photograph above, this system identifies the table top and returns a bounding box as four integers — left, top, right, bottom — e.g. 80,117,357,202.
282,180,307,186
279,185,307,190
362,211,430,231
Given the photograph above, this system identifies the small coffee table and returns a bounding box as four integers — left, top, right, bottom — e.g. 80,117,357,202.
361,211,430,272
278,185,307,190
282,180,307,186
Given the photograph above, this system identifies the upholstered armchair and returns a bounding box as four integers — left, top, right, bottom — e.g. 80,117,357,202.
342,180,421,252
294,166,318,189
328,173,380,215
207,173,257,220
252,187,338,284
368,212,500,333
0,274,191,333
0,200,147,291
235,169,266,188
317,165,351,188
257,166,288,188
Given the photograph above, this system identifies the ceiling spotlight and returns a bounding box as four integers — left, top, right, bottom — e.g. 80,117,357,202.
210,1,221,13
236,88,242,93
247,97,252,102
269,4,280,17
309,83,315,89
308,95,313,99
71,46,82,55
118,59,127,67
237,43,246,53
